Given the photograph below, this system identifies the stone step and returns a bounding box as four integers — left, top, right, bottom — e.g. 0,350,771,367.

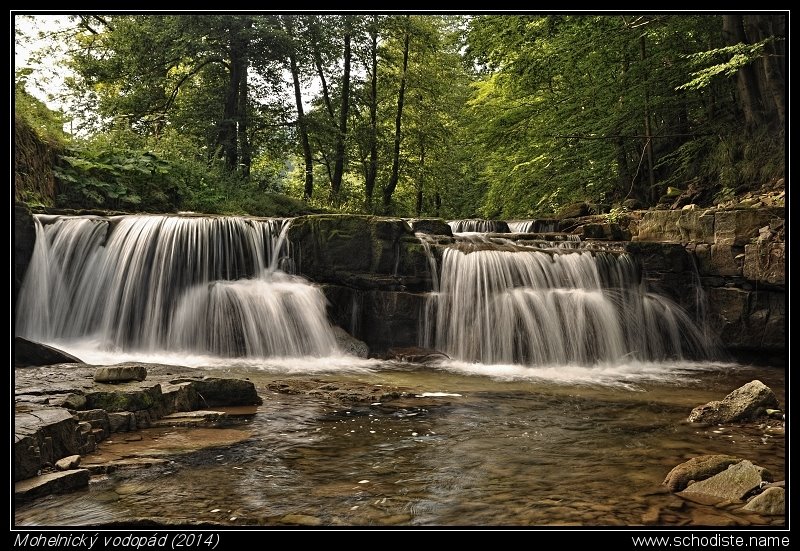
15,469,90,503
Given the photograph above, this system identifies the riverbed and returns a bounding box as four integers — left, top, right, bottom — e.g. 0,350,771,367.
14,358,785,527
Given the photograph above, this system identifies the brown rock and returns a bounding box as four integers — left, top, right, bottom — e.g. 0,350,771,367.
742,487,784,515
664,455,740,492
681,460,771,501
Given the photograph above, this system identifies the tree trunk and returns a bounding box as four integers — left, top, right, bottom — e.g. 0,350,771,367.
217,50,240,171
364,19,379,211
237,39,250,178
286,18,314,200
640,35,656,202
415,141,425,216
745,14,785,129
722,15,766,131
330,22,351,202
311,20,336,122
383,21,410,214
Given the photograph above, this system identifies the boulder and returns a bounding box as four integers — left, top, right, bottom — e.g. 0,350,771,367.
94,364,148,383
688,380,780,424
55,455,81,471
742,486,784,515
680,460,771,501
663,455,740,492
15,337,82,367
170,378,262,408
331,326,369,358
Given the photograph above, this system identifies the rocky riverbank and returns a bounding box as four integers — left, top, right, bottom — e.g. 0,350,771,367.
15,361,262,502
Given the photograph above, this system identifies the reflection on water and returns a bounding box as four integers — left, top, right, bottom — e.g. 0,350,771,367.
15,361,785,527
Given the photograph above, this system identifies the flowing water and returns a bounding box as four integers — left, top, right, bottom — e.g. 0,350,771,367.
14,214,785,526
14,363,785,527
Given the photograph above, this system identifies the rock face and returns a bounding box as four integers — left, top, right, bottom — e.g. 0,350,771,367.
288,215,431,292
631,206,784,355
15,407,80,481
15,202,36,308
663,455,741,492
94,365,148,383
688,380,780,424
680,460,771,501
15,337,83,367
408,218,452,236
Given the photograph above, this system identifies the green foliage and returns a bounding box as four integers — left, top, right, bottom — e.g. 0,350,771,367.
17,14,783,218
677,38,779,90
54,145,175,210
15,75,68,145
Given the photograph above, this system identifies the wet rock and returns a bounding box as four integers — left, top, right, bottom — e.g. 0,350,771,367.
76,409,111,441
386,347,450,364
107,412,136,433
55,455,81,470
86,383,163,412
15,469,90,503
690,510,739,526
94,365,147,383
359,290,427,354
409,218,452,236
14,202,36,307
641,506,661,524
279,514,323,526
743,487,784,515
681,460,771,501
15,337,83,367
331,326,369,358
161,381,197,412
150,410,228,428
170,377,261,407
688,380,780,424
15,407,80,481
663,455,740,492
48,393,87,410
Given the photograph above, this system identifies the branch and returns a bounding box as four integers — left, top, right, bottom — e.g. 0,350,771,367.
161,56,225,113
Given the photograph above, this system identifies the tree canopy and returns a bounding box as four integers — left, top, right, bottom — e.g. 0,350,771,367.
15,13,785,217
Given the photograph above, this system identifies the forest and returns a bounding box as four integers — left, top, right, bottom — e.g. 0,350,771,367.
15,13,785,219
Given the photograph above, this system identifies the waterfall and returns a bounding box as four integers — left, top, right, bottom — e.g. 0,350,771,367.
447,219,509,234
16,215,338,358
422,238,717,366
507,219,558,233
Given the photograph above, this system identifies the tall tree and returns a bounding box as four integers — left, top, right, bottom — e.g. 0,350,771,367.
382,17,410,214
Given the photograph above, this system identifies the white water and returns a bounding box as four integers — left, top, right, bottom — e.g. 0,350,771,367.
507,219,558,233
16,215,340,359
422,239,718,367
447,219,508,233
17,214,723,386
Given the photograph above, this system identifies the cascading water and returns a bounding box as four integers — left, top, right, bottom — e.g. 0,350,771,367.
507,219,558,233
16,215,338,359
447,219,509,234
422,237,719,367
